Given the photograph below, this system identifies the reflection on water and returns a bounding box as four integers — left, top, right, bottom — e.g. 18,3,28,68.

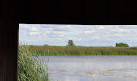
40,55,137,81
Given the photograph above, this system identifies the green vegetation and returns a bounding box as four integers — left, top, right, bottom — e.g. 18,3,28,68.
26,45,137,56
67,40,75,46
18,45,49,81
116,43,129,47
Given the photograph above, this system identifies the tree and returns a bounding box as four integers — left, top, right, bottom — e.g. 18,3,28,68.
67,40,75,46
43,44,49,47
115,43,129,47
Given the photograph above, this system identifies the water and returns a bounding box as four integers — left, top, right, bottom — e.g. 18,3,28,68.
40,55,137,81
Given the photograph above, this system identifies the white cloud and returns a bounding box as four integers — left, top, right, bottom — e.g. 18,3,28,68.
112,28,127,33
94,36,100,39
124,25,137,27
52,25,74,31
30,27,38,31
19,24,28,29
117,29,125,32
29,32,39,35
83,30,95,34
96,26,104,30
19,24,137,46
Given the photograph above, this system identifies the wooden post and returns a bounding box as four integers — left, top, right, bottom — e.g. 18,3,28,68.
0,0,18,81
0,20,18,81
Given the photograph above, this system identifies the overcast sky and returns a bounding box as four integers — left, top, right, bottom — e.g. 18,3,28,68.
19,24,137,46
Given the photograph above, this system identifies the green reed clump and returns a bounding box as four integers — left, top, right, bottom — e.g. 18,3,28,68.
18,45,49,81
27,45,137,56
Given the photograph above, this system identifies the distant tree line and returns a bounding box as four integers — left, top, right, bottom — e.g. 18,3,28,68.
43,40,130,47
43,44,49,46
115,43,129,47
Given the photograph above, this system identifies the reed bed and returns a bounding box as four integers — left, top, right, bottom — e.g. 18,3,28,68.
18,45,49,81
27,45,137,56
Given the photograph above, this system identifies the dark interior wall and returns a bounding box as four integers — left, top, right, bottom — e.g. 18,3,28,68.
0,1,2,17
110,0,137,24
19,0,137,24
19,0,87,24
19,0,111,24
0,0,18,81
0,20,18,81
86,0,110,24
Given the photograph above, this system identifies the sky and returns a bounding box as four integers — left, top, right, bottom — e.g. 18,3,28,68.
19,24,137,46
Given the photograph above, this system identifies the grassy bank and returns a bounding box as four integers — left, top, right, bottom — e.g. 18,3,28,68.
18,45,49,81
25,45,137,55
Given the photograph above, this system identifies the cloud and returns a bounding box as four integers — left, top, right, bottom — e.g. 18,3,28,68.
19,24,137,46
19,24,28,29
96,26,104,30
112,28,127,33
52,25,74,31
30,27,38,31
29,32,39,35
83,30,95,34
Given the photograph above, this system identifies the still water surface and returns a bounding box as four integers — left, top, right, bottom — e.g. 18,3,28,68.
40,55,137,81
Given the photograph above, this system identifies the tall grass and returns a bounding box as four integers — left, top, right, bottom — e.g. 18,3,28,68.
18,45,49,81
28,46,137,55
